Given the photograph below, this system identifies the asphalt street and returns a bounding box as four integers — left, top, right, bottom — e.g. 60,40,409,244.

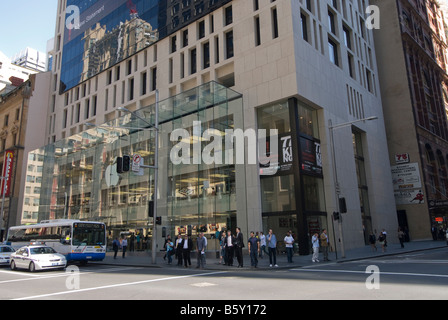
0,247,447,303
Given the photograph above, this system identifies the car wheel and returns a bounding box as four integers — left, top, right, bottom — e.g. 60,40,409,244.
10,260,16,270
29,262,36,272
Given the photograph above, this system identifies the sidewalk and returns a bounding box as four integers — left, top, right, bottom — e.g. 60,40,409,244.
91,240,447,270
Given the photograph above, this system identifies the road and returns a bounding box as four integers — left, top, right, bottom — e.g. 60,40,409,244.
1,248,447,303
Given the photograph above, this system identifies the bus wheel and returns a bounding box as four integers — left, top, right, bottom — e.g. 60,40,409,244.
29,262,36,272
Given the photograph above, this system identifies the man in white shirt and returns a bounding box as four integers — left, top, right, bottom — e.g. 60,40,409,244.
284,231,294,263
121,237,128,259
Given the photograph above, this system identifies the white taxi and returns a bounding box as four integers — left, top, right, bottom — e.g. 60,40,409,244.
0,245,15,266
10,245,67,272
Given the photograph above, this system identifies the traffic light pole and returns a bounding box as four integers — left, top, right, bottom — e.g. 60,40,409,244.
328,119,345,259
151,89,159,265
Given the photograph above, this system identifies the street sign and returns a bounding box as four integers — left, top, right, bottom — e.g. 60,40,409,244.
132,154,142,172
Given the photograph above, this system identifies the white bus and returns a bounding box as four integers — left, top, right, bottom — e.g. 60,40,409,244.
6,220,106,263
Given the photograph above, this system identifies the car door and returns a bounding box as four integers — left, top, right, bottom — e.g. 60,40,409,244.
12,249,23,268
16,248,28,268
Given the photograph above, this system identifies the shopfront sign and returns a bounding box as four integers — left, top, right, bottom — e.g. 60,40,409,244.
1,150,13,197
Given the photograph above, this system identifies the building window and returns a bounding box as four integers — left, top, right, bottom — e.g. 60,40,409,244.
190,48,197,74
203,42,210,69
301,13,309,43
328,38,339,66
343,25,351,50
225,31,234,59
198,20,205,39
255,16,261,46
328,10,336,35
272,7,279,39
225,6,233,26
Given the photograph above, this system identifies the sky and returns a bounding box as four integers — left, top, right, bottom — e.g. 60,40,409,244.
0,1,58,58
0,0,447,59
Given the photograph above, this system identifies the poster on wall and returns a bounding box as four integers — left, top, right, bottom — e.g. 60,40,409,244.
259,133,294,176
299,137,322,176
391,162,422,191
394,189,424,205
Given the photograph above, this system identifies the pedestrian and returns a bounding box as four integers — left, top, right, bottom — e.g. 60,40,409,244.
182,234,193,268
382,229,388,248
369,231,377,252
259,231,266,258
166,237,174,264
378,232,386,252
224,230,235,266
267,229,278,267
284,231,294,263
312,232,320,262
175,234,183,266
121,236,128,258
398,228,405,248
320,229,330,261
247,231,260,268
130,233,135,252
235,227,244,267
163,235,172,261
219,232,226,265
431,225,438,241
112,237,120,259
196,232,207,269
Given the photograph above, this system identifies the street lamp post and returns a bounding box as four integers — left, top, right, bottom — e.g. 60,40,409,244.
328,116,378,259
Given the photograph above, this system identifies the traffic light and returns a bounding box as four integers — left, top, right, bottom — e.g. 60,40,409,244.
333,211,340,220
116,155,131,173
148,201,154,217
155,216,162,225
122,155,131,172
339,197,347,213
116,157,124,173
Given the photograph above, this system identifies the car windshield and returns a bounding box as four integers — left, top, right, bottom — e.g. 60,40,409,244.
0,247,14,253
30,247,57,255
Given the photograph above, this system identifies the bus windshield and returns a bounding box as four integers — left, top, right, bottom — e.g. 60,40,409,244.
72,223,106,246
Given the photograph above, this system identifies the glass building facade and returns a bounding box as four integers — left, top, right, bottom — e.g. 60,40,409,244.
257,99,327,255
24,82,244,250
61,0,231,92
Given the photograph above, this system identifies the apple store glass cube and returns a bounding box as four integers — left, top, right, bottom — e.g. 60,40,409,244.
24,82,244,251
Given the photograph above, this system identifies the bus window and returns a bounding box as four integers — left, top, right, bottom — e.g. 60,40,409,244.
61,226,71,245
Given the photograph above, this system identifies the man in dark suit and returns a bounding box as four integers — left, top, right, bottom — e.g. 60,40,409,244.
224,230,235,266
181,234,193,268
235,227,244,268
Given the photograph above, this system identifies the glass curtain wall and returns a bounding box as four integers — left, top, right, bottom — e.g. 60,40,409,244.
26,82,244,250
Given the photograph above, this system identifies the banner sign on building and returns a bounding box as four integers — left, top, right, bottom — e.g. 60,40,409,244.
259,133,293,176
391,162,423,205
1,150,14,197
391,162,422,191
299,137,322,176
